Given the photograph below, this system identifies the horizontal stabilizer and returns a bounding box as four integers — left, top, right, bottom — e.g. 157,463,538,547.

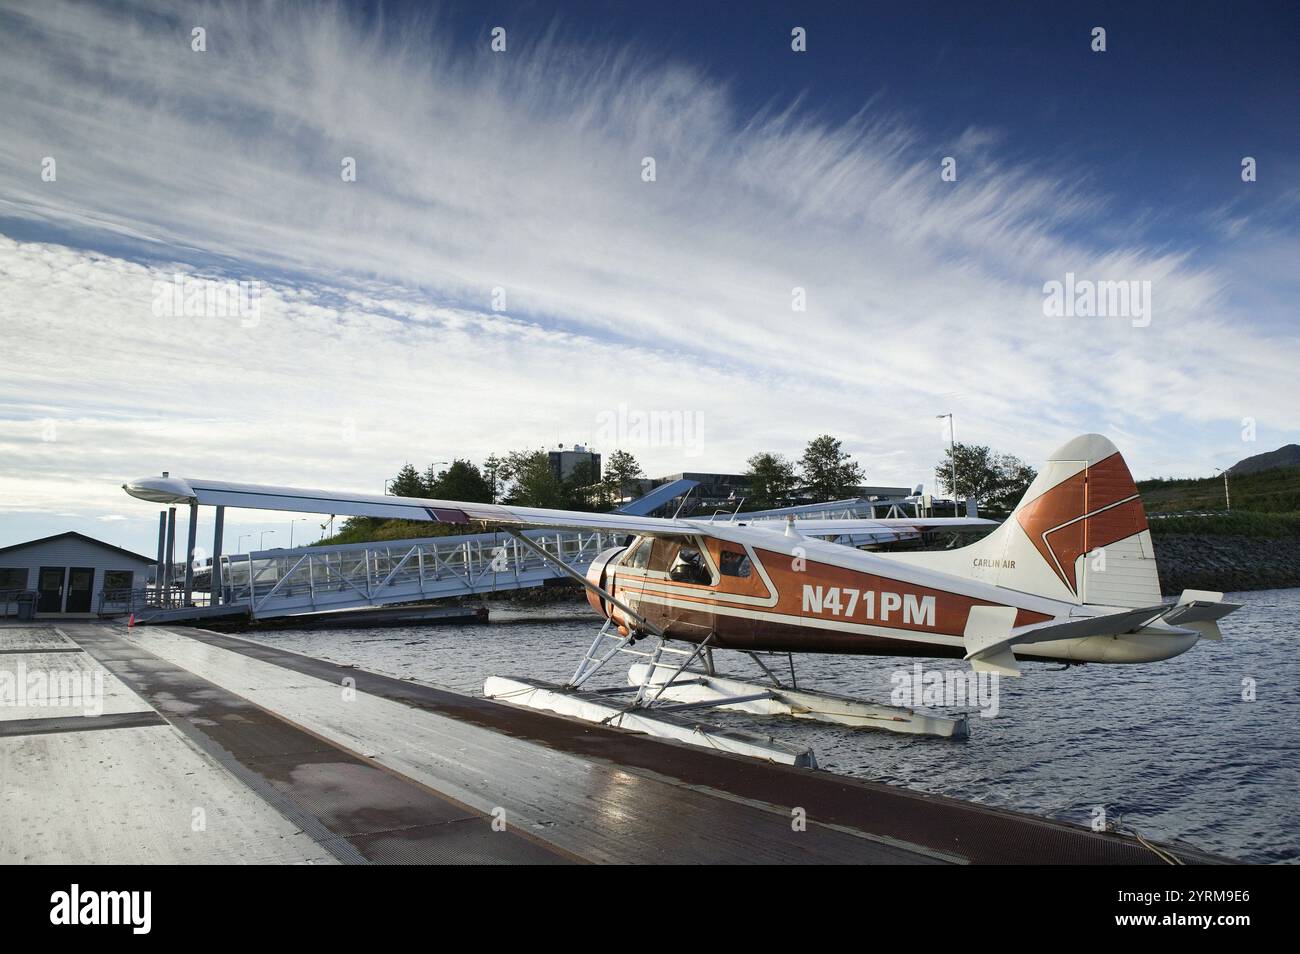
1009,604,1171,644
1161,590,1241,641
962,603,1199,676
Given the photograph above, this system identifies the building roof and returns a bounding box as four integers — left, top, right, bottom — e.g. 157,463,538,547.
0,531,154,564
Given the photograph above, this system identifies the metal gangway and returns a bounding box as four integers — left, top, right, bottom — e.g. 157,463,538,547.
218,527,625,619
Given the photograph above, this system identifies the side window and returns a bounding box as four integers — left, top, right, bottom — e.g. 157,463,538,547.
718,548,752,578
624,538,653,569
667,545,712,585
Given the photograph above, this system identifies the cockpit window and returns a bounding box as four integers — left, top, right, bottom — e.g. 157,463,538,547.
719,548,752,578
624,538,653,569
647,537,687,573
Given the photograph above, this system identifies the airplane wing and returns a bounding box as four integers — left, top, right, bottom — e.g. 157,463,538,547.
122,475,707,538
123,476,1002,545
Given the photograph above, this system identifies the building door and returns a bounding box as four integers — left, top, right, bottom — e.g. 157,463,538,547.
65,567,95,613
37,566,66,613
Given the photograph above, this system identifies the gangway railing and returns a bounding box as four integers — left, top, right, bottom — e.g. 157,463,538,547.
217,527,629,620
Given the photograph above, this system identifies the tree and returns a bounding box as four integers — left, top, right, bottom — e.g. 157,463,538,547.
421,462,440,495
562,459,603,511
989,457,1037,511
744,452,797,510
602,450,643,503
799,435,864,502
501,450,567,508
388,462,424,498
426,459,494,502
935,443,1037,513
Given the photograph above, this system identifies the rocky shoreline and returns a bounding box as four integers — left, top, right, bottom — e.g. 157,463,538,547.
1152,534,1300,594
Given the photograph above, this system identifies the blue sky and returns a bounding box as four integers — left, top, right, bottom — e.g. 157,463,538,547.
425,0,1299,220
1,0,1297,555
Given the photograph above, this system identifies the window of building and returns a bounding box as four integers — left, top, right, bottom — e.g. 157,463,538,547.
103,570,135,593
0,568,27,592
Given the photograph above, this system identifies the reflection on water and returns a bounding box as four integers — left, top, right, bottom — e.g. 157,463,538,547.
244,589,1300,862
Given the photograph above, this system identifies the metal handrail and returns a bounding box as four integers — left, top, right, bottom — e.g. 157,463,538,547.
211,527,624,619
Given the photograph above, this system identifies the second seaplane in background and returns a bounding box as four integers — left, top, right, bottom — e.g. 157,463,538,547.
125,434,1239,767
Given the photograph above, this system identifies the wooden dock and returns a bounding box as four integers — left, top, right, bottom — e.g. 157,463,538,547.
0,621,1226,864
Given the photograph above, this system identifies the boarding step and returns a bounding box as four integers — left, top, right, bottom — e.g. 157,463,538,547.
483,675,817,768
628,662,969,739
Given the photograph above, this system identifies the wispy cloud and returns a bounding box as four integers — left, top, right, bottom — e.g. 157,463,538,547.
0,1,1295,550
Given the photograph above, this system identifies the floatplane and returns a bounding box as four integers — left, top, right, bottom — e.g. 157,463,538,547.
124,434,1239,767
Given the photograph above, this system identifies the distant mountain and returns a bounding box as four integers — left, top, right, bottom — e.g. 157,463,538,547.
1227,444,1300,476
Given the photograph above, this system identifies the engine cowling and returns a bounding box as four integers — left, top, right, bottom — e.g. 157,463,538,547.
584,545,626,619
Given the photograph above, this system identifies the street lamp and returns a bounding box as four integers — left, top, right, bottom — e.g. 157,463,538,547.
1213,467,1232,511
259,530,277,549
237,533,254,553
288,518,308,547
936,413,958,517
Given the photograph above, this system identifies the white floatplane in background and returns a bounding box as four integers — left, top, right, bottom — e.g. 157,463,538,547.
125,433,1240,767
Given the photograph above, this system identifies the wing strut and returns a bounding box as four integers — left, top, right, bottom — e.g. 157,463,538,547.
504,529,663,638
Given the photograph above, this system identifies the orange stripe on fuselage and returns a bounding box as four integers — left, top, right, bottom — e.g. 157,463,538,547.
613,546,1051,645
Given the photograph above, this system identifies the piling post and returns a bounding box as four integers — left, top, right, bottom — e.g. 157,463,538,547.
164,507,177,607
155,511,166,607
183,502,199,605
211,505,225,605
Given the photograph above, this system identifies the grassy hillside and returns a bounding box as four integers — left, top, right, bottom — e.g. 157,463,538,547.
313,518,470,547
1148,510,1300,538
1138,464,1300,515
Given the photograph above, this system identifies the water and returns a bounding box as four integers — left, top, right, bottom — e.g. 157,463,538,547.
243,590,1300,862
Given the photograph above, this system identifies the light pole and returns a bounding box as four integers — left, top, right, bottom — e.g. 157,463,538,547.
936,413,957,517
259,530,277,550
288,518,308,547
1213,467,1232,511
237,533,253,553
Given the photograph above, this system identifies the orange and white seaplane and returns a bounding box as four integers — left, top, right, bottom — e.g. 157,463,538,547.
124,434,1239,767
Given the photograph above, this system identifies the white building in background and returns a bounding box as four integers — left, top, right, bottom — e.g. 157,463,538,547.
0,532,154,618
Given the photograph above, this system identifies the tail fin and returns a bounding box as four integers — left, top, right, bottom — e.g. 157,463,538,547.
894,434,1160,607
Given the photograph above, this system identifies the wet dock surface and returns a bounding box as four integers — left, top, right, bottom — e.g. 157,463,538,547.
1,621,1225,864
